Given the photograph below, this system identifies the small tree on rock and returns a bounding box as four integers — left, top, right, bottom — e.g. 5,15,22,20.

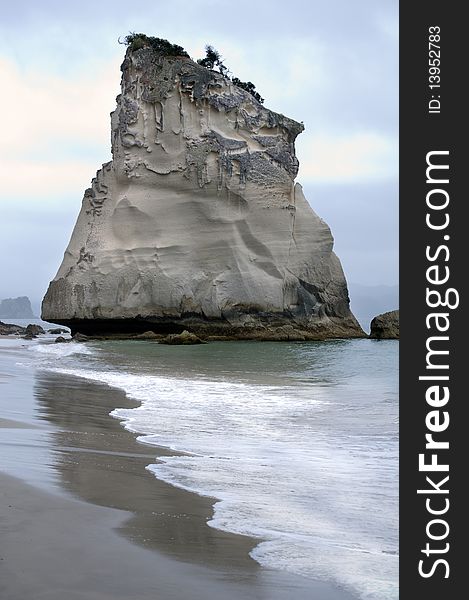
197,45,229,76
197,45,220,69
197,44,264,104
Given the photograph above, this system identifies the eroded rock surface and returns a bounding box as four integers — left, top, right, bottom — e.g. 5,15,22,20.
42,43,363,340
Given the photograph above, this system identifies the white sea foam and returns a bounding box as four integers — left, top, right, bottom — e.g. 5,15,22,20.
32,342,95,358
47,359,398,600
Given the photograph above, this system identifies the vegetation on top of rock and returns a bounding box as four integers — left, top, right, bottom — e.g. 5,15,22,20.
123,33,189,57
197,44,264,104
197,45,229,76
231,77,264,104
121,36,265,104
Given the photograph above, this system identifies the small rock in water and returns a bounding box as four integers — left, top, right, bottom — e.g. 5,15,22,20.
73,333,89,342
159,330,206,345
0,321,24,336
54,336,69,344
135,331,161,340
48,328,69,334
25,324,45,336
369,310,399,340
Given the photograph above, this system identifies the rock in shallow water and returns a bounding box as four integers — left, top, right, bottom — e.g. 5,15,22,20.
42,40,364,341
370,310,399,340
25,324,45,336
159,330,206,345
0,321,24,336
0,322,44,337
72,333,89,342
134,330,161,340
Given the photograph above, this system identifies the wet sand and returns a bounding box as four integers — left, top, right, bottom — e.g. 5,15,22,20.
0,363,356,599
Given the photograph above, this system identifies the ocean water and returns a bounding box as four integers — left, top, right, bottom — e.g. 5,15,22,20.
25,335,398,600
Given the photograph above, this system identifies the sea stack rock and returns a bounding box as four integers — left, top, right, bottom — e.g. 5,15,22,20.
0,296,34,319
370,310,399,340
42,36,364,340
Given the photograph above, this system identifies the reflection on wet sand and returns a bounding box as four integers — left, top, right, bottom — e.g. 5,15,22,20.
33,371,258,572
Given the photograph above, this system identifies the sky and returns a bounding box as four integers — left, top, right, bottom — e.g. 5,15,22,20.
0,0,398,307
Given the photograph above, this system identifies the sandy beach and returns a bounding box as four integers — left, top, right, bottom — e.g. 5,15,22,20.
0,345,356,600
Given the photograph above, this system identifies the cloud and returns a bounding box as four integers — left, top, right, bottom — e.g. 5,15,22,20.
297,131,397,183
0,159,100,199
0,56,119,198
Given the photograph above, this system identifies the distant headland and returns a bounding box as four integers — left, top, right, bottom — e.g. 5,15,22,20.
0,296,35,319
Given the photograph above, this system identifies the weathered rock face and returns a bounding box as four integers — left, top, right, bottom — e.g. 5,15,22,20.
42,44,364,340
369,310,399,340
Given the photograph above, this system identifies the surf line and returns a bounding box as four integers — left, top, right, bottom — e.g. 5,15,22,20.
416,150,459,580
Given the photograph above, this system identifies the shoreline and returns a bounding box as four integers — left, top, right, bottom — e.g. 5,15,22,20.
0,352,357,599
3,471,330,600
